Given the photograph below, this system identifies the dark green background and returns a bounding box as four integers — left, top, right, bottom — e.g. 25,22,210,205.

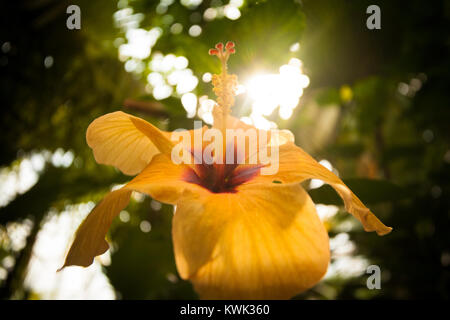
1,0,449,299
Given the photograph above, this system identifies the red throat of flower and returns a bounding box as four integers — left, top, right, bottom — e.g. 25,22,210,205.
183,149,263,193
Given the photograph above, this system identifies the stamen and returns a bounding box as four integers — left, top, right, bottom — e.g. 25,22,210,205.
208,41,238,134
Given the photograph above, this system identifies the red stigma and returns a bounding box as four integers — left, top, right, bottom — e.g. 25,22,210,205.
225,41,235,49
209,49,219,56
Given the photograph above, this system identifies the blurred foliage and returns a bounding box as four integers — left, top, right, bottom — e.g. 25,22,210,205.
1,0,449,299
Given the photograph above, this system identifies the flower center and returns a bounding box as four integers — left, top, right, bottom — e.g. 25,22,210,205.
182,161,261,193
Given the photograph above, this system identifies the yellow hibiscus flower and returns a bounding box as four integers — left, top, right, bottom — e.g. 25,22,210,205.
60,41,392,299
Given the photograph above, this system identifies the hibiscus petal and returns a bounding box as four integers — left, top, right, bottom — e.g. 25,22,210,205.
252,142,392,236
59,188,132,269
172,183,330,299
60,154,209,270
128,116,174,155
225,115,295,164
86,111,171,175
228,115,295,145
127,154,209,204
